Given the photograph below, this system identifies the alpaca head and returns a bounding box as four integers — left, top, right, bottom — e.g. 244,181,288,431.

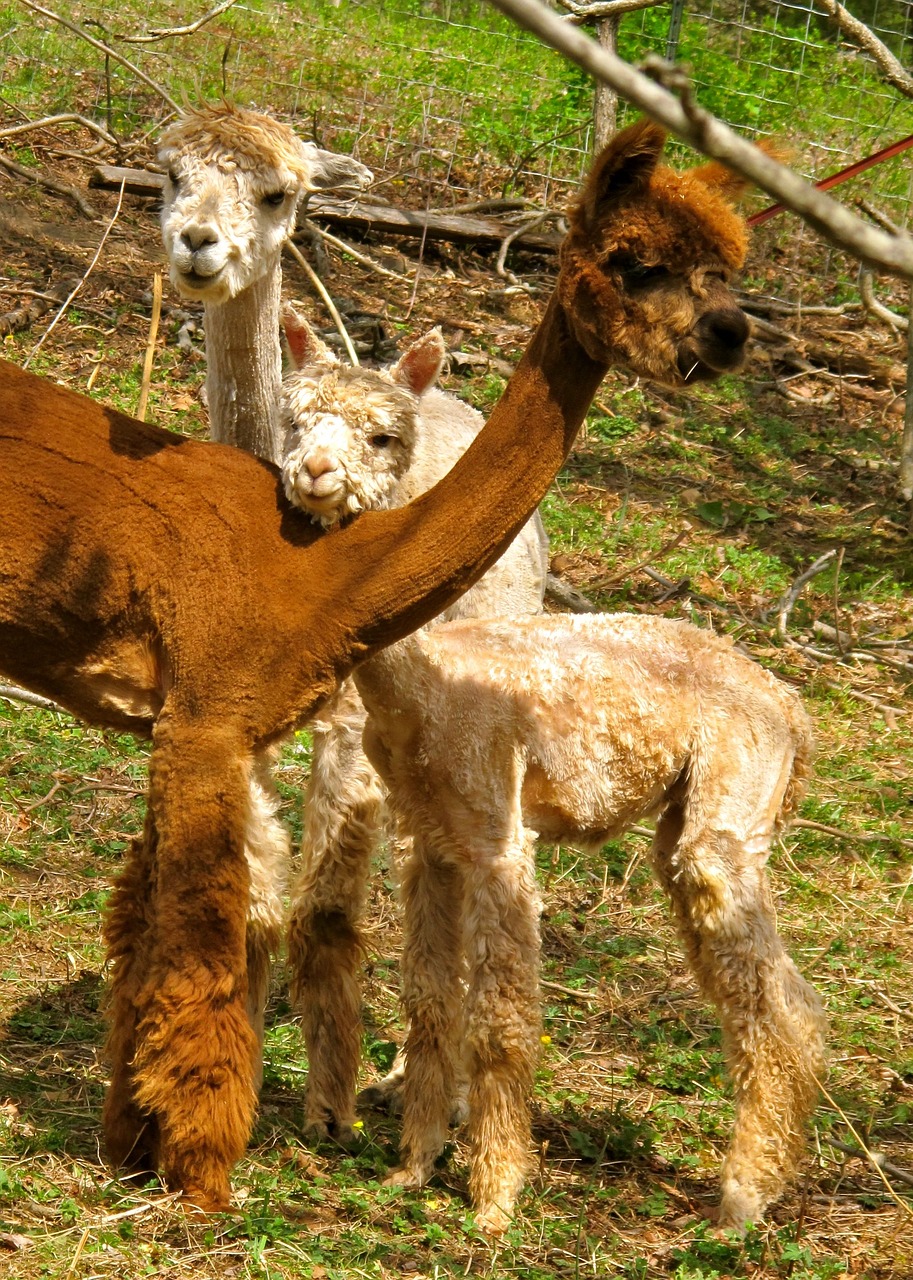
280,309,446,526
557,119,753,388
158,104,372,305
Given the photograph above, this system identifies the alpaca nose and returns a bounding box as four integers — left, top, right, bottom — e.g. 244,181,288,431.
180,221,220,252
698,308,750,352
305,452,337,479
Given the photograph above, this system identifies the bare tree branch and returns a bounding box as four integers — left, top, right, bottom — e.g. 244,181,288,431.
818,0,913,99
558,0,660,24
0,113,119,147
18,0,180,112
115,0,238,44
0,150,97,217
485,0,913,278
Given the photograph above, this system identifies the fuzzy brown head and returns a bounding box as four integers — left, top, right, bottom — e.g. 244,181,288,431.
558,119,752,388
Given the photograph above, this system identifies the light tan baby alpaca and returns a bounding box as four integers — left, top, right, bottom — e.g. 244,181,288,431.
352,613,826,1234
279,311,548,1141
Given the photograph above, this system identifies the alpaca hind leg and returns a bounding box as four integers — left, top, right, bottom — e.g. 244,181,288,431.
384,839,465,1191
125,720,259,1212
288,682,383,1142
103,812,160,1177
244,749,290,1089
462,832,541,1234
652,800,826,1232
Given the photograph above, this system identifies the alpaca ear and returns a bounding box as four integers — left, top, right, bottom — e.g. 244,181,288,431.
581,119,666,226
300,142,373,195
689,139,786,201
389,328,447,395
281,304,335,369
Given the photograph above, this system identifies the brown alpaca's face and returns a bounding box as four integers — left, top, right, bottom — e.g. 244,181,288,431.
559,121,753,390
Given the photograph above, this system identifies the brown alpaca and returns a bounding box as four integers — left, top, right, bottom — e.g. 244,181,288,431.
0,120,749,1212
286,121,754,1148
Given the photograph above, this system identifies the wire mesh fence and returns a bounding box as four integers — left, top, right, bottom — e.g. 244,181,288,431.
1,0,911,297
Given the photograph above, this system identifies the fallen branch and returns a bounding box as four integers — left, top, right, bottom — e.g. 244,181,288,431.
777,550,838,638
0,150,96,218
792,817,913,851
824,1135,913,1191
301,219,409,282
0,113,118,148
0,684,59,711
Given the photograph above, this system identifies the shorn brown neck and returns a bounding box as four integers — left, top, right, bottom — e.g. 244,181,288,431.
334,293,607,654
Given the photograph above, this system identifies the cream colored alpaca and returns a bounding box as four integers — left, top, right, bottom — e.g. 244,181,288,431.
158,103,372,462
279,311,548,1139
158,104,371,1053
353,614,826,1235
282,117,763,1155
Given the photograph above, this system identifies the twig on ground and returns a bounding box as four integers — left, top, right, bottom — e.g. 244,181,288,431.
777,550,838,638
0,113,119,148
0,684,59,711
0,280,76,337
18,0,179,112
136,271,162,422
544,574,599,613
301,219,409,282
496,209,558,284
792,817,913,851
859,267,908,331
115,0,237,43
593,527,691,591
284,239,359,366
0,150,97,218
823,1133,913,1191
24,178,126,367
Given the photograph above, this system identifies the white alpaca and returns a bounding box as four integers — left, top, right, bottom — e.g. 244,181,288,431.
278,324,825,1234
351,613,825,1235
280,311,549,1140
158,103,372,463
157,105,371,1054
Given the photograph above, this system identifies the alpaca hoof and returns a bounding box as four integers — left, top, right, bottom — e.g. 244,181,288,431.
473,1203,512,1236
382,1164,427,1190
718,1183,765,1235
304,1118,362,1149
180,1185,231,1216
358,1080,403,1116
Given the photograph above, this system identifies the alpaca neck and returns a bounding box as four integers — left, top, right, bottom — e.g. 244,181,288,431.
203,267,282,463
353,633,426,719
339,293,608,652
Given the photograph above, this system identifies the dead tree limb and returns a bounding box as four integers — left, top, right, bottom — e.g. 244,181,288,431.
485,0,913,277
817,0,913,99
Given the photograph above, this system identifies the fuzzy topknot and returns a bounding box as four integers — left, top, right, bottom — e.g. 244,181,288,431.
159,102,313,184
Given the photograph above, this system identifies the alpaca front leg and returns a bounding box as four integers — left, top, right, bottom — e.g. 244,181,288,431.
103,813,160,1177
385,839,465,1191
124,721,259,1212
652,809,826,1232
462,834,541,1235
288,685,384,1142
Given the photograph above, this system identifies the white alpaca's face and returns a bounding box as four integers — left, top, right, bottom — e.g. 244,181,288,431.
280,367,419,527
160,153,301,304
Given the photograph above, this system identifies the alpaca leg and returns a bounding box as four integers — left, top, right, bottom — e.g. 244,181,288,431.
103,811,160,1176
652,801,826,1232
119,717,260,1212
287,681,383,1141
462,832,541,1234
244,749,290,1087
384,838,465,1191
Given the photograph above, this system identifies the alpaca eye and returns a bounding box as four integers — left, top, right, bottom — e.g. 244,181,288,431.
371,434,393,448
262,190,288,207
617,257,668,284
